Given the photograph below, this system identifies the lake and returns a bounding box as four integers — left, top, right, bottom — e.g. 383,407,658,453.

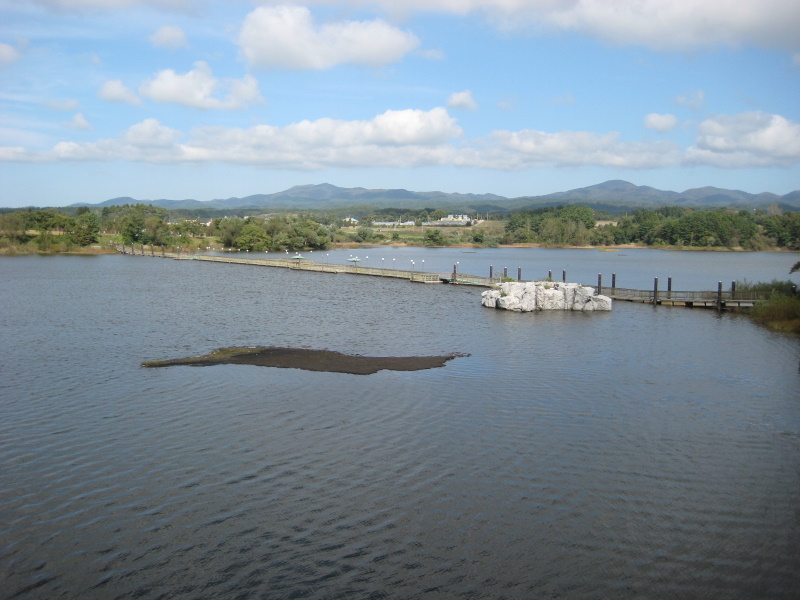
1,248,799,599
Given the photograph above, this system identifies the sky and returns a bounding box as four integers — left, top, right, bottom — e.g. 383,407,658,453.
0,0,799,208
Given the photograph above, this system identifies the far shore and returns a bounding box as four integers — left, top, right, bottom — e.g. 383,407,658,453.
3,242,798,256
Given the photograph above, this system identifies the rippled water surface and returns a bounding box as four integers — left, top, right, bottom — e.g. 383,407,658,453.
2,253,799,599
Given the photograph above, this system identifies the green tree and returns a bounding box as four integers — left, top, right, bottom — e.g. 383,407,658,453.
119,211,146,244
353,227,373,243
424,228,447,246
216,218,245,248
235,223,272,251
0,212,30,243
70,212,100,246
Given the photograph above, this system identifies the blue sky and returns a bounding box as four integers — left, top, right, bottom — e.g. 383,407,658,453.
1,0,799,208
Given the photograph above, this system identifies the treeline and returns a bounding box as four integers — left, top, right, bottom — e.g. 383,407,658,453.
504,206,596,246
3,202,800,252
103,205,334,251
0,203,335,252
212,216,332,251
504,205,800,249
0,208,100,251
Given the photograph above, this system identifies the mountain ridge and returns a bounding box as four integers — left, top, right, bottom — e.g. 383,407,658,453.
70,180,800,211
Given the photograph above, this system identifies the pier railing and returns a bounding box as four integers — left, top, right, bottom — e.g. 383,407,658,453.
607,287,771,302
117,245,779,308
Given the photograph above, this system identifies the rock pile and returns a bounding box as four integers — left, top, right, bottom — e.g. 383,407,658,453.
481,281,612,312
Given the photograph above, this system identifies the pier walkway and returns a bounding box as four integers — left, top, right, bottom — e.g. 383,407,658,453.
117,244,774,310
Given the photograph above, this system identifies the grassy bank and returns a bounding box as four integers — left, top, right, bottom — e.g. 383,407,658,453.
750,295,800,335
736,280,800,335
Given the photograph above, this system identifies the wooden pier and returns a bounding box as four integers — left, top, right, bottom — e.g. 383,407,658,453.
117,244,775,310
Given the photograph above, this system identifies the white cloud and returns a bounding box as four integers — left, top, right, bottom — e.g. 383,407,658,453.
64,112,92,130
150,25,188,49
25,0,197,11
124,118,181,147
447,90,478,111
238,5,419,70
0,42,20,66
4,109,797,172
644,113,678,132
263,0,800,52
687,111,800,167
45,99,80,111
139,62,262,109
483,129,682,169
99,79,141,105
676,90,705,111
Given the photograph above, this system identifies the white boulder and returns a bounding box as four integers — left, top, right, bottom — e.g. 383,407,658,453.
481,281,612,312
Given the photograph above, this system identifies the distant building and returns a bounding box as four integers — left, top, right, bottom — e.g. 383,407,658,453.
373,220,416,227
422,214,473,227
343,217,359,224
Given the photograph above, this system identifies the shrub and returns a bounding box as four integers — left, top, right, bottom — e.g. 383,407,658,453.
735,279,798,295
750,294,800,335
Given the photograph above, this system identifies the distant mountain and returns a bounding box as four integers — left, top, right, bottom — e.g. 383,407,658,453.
513,180,798,211
530,180,679,204
70,180,800,212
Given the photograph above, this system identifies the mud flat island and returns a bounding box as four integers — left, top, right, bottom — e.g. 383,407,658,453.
142,346,468,375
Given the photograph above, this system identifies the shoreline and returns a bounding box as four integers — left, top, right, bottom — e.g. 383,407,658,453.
332,242,797,253
2,242,797,256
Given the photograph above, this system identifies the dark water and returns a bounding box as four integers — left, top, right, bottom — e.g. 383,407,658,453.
1,252,799,599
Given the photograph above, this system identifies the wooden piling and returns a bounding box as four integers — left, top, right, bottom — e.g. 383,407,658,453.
653,277,659,306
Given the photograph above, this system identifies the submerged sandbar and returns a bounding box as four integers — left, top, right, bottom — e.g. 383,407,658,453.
142,346,467,375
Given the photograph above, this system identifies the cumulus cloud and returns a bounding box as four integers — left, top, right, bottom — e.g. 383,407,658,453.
687,111,800,167
64,112,92,130
0,42,20,66
150,25,188,49
644,113,678,132
447,90,478,111
124,118,181,147
258,0,800,52
25,0,197,11
99,79,141,105
676,89,705,111
483,129,682,169
238,5,419,69
139,61,262,109
4,108,797,171
185,107,464,166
